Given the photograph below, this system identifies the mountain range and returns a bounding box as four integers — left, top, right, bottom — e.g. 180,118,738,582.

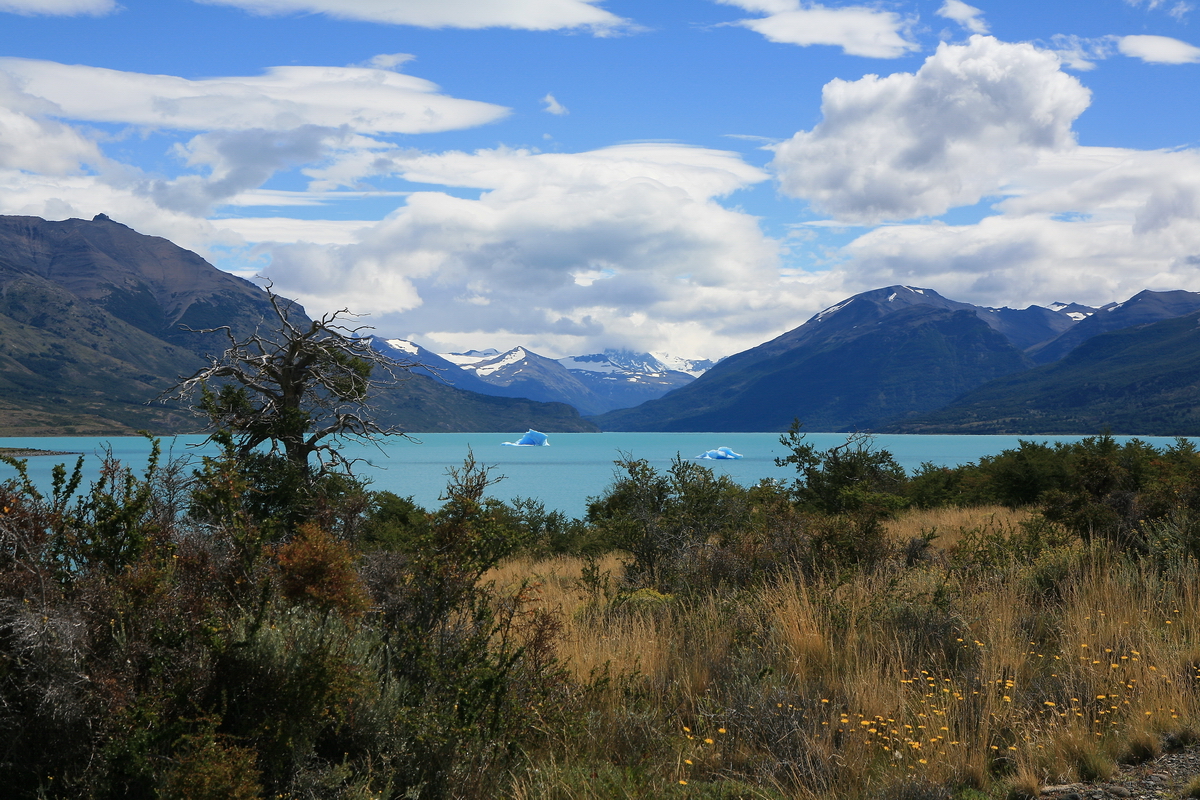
1,213,1198,436
594,285,1200,434
367,339,707,415
0,214,597,435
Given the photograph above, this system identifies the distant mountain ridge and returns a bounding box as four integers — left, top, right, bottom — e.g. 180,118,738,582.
361,344,706,415
595,285,1200,433
1027,289,1200,364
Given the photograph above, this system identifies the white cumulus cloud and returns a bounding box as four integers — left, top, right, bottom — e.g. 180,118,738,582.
0,57,509,134
0,0,115,15
937,0,989,34
770,36,1091,223
194,0,631,34
1118,34,1200,63
257,144,793,358
802,144,1200,314
715,0,920,58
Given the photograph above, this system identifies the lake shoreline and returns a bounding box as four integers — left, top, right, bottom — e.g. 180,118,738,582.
0,447,82,458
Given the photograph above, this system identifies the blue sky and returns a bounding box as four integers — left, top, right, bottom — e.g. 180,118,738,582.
0,0,1198,359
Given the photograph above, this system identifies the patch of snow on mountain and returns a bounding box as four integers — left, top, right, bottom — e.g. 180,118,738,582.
558,355,623,374
1048,302,1095,320
887,293,897,302
441,349,499,366
383,338,419,356
472,348,528,377
649,352,714,377
815,299,851,321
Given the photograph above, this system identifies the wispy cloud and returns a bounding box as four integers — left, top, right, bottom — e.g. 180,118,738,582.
1124,0,1193,21
1049,33,1200,68
0,0,116,15
542,93,569,115
194,0,634,35
936,0,989,34
714,0,920,59
0,57,509,134
1048,34,1118,71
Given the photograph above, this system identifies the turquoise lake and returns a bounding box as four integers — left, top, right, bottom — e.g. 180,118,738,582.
0,431,1194,517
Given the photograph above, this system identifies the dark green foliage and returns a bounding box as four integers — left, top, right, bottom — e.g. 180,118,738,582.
0,441,570,799
910,434,1200,556
947,515,1074,576
503,495,591,556
585,455,808,592
357,452,566,798
769,422,907,575
357,490,430,551
775,421,907,516
586,454,755,591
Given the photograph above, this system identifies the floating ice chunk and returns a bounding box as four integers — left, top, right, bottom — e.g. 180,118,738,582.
696,446,742,460
502,429,549,447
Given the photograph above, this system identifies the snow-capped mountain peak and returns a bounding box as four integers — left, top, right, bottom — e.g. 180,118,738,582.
470,347,529,377
557,349,715,379
648,351,716,377
440,348,501,366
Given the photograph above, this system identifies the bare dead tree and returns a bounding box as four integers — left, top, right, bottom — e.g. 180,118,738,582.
161,285,419,474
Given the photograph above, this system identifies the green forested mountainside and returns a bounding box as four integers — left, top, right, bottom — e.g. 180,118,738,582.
0,215,599,435
596,307,1032,431
882,311,1200,435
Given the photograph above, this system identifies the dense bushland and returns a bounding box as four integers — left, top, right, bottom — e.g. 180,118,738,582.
3,423,1200,798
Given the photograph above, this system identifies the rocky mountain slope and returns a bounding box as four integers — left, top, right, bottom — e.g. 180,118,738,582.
0,215,598,435
6,215,1195,436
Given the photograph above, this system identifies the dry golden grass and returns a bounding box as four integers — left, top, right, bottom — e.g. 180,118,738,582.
885,504,1037,551
493,508,1200,799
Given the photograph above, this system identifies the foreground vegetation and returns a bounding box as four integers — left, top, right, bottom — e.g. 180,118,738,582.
3,425,1200,799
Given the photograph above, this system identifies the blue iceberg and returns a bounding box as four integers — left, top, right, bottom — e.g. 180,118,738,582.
502,429,549,447
696,446,742,460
